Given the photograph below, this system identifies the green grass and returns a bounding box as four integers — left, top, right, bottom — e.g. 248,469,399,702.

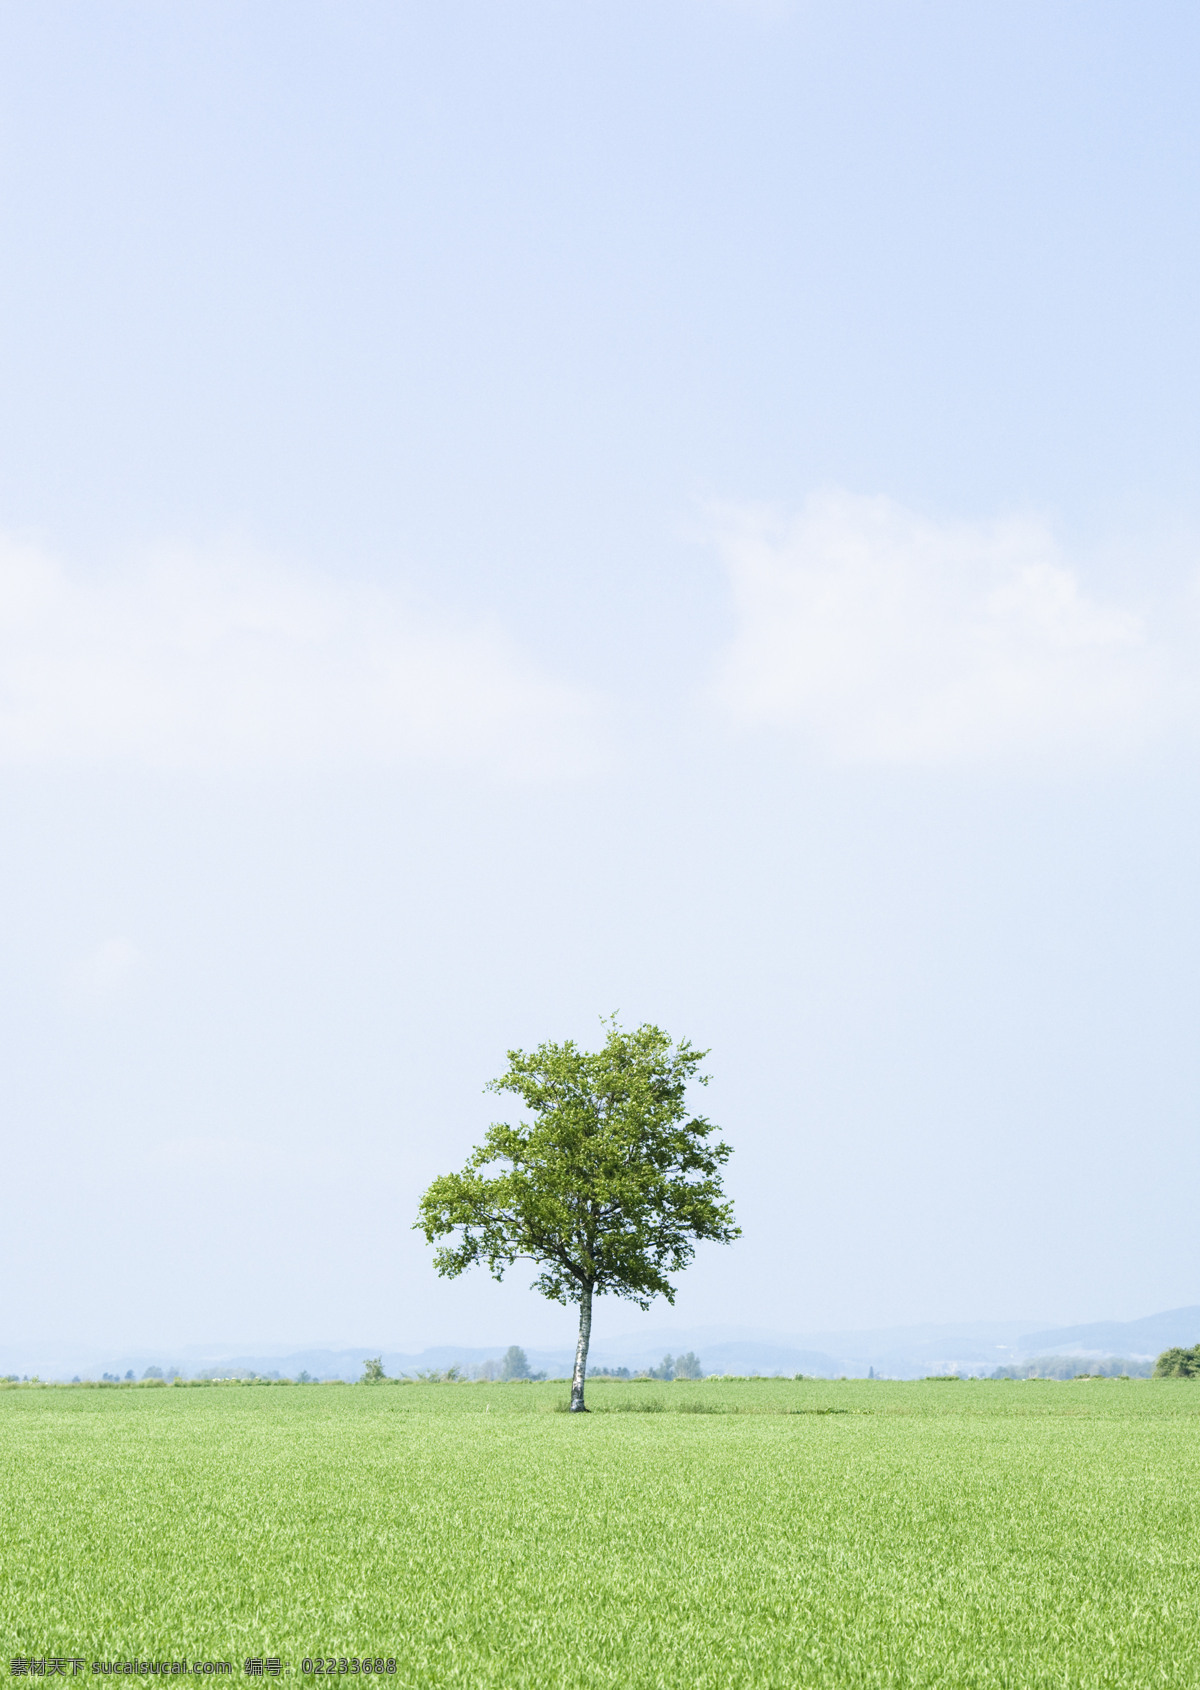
2,1377,1199,1688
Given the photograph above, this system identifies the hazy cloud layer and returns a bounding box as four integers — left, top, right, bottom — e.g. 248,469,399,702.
714,493,1188,764
0,540,598,775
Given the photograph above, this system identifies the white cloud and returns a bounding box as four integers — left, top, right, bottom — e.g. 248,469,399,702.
0,539,598,775
713,492,1187,764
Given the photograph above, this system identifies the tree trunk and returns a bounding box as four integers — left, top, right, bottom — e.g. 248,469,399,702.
569,1283,593,1412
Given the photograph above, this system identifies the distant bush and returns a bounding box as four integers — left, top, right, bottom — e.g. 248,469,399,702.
361,1357,387,1384
1154,1345,1200,1378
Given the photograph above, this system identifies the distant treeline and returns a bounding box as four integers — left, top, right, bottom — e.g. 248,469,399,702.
989,1346,1200,1380
590,1353,704,1381
8,1343,1193,1388
989,1356,1153,1379
0,1375,337,1388
0,1373,556,1389
0,1346,712,1387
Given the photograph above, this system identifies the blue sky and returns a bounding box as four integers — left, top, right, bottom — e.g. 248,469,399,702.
3,1,1199,1353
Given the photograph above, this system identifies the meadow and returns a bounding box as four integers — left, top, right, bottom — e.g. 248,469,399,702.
2,1376,1198,1689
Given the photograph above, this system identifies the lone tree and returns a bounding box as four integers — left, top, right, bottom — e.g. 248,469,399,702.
415,1020,739,1412
500,1345,534,1381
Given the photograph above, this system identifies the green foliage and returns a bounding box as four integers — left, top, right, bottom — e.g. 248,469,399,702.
361,1357,387,1384
2,1380,1200,1687
415,1020,739,1310
1154,1344,1200,1378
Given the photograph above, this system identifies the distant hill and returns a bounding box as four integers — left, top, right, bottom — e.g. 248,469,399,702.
665,1341,838,1377
5,1303,1197,1381
1018,1307,1200,1359
596,1319,1047,1378
790,1320,1038,1377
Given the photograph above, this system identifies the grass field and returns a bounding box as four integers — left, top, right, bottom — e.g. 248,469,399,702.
2,1376,1198,1689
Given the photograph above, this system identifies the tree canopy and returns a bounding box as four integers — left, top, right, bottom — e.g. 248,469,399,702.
1153,1345,1200,1378
415,1019,739,1410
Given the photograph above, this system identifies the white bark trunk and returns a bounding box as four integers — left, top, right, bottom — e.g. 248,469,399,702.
569,1284,593,1412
